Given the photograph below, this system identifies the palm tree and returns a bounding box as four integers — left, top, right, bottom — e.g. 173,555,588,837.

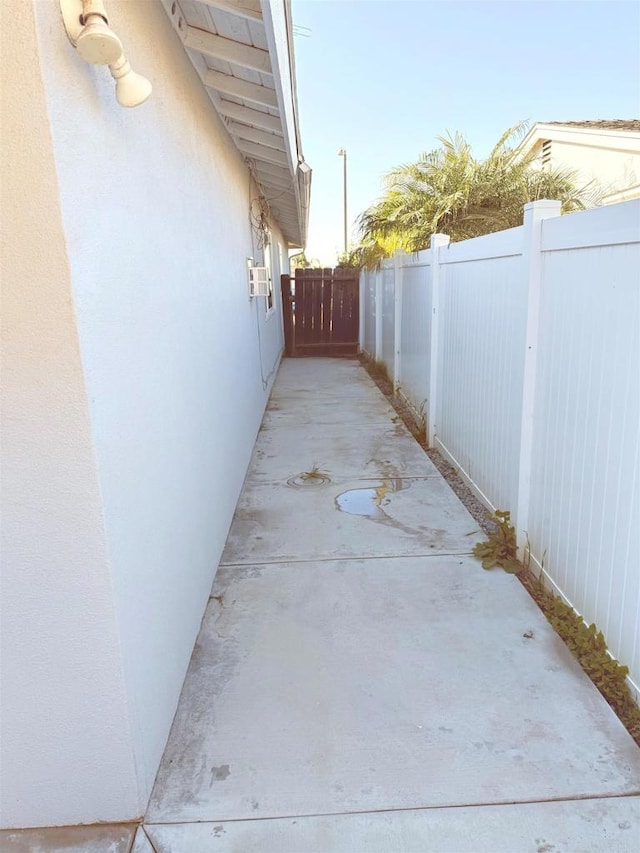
289,251,322,269
355,123,600,266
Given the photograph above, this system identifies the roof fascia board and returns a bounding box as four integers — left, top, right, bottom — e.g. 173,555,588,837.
519,123,640,156
297,164,311,247
259,1,298,168
536,123,640,141
260,0,306,244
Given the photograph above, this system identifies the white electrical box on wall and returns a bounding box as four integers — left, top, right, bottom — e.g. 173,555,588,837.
249,266,270,297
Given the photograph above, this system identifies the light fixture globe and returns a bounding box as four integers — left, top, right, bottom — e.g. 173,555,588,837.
60,1,153,108
75,15,123,65
109,56,152,108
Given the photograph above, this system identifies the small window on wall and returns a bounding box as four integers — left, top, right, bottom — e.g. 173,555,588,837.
263,235,274,314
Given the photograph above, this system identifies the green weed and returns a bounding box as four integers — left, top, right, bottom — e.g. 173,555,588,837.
472,509,521,573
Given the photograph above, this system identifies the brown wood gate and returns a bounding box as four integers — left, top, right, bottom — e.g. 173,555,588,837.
280,268,359,357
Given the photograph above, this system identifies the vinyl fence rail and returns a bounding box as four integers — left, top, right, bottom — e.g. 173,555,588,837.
360,198,640,695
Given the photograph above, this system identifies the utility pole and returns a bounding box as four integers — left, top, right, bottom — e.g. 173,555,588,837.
337,148,347,255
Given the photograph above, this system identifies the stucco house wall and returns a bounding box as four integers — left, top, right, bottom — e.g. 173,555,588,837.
1,0,290,829
520,122,640,204
1,0,140,827
544,140,639,202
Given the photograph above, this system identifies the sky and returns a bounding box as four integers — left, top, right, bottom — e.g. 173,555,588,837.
290,0,640,264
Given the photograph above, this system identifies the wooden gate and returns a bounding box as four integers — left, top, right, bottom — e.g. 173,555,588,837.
280,268,359,357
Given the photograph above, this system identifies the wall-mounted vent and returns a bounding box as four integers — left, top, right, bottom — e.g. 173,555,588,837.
249,266,270,297
542,139,552,169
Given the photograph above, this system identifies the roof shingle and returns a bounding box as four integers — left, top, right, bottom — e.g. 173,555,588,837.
544,120,640,132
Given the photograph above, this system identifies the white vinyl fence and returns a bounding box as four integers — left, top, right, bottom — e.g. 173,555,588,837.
381,264,396,378
361,267,376,356
397,253,433,425
360,199,640,694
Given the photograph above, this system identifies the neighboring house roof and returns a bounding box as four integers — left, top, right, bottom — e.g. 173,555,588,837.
516,120,640,205
160,0,310,248
518,120,640,155
544,120,640,132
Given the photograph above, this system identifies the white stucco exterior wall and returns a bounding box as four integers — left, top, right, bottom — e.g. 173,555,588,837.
0,0,139,827
2,0,287,828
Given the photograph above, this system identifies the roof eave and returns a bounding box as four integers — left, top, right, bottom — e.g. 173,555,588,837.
518,122,640,157
160,0,310,248
259,0,310,246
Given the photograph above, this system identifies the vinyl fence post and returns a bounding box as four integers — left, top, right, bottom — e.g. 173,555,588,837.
375,267,383,362
393,251,404,390
515,199,562,554
358,270,365,353
427,233,450,447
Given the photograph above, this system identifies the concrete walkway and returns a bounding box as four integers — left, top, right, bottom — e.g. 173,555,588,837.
6,359,640,852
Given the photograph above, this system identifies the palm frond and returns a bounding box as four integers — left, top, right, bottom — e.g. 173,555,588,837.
351,123,600,265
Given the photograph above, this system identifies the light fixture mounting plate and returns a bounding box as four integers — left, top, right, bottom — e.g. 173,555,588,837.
60,0,86,45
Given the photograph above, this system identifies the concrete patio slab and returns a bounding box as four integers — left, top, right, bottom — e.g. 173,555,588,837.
147,556,640,824
269,358,380,400
263,359,400,424
220,476,479,565
146,797,640,853
0,824,137,853
246,420,438,483
261,397,399,429
131,827,155,853
144,357,640,845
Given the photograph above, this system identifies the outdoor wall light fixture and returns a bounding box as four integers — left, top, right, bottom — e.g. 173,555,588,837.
60,0,152,107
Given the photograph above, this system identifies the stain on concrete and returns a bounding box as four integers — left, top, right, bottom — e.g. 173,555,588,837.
0,825,136,853
213,824,226,836
287,472,331,487
214,564,264,590
210,764,231,783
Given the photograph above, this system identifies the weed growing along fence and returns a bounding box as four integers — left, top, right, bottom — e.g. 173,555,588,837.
360,199,640,694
